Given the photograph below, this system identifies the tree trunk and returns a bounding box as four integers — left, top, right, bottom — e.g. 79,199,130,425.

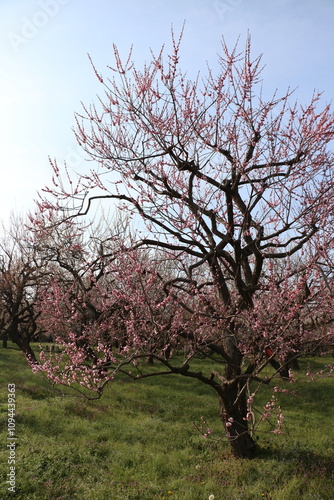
214,321,257,458
147,354,154,364
15,337,38,364
2,332,8,349
219,380,257,459
284,351,299,371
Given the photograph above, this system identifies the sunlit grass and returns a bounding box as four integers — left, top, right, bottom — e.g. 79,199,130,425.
0,343,334,499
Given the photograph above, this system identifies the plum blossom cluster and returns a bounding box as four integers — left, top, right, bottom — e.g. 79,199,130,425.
193,416,214,440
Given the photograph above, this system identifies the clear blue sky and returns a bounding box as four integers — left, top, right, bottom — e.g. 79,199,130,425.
0,0,333,223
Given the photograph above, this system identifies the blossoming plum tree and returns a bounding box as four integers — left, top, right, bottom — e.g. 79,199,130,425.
34,31,334,458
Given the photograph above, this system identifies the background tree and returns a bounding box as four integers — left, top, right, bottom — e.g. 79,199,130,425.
34,32,334,458
34,215,181,372
0,216,45,361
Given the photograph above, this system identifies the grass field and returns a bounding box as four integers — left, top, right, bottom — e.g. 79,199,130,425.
1,344,334,500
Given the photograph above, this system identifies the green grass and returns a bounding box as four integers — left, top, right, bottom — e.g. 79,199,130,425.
1,344,334,499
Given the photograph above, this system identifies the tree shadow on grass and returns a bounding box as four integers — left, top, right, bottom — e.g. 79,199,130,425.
258,445,334,478
19,384,56,400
